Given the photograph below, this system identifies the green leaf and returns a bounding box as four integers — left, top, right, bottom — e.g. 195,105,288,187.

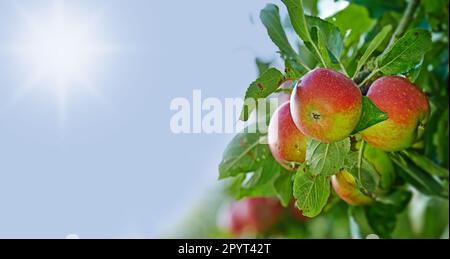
281,0,312,43
344,152,380,194
231,171,275,199
402,151,449,179
228,174,246,198
228,157,285,199
255,58,272,76
284,59,302,79
421,197,450,238
302,0,319,16
377,29,432,75
406,57,423,83
293,166,330,217
328,4,375,48
347,0,406,18
306,16,343,64
365,202,397,239
306,138,351,177
245,161,279,189
354,25,392,78
390,153,447,198
274,171,294,207
424,109,443,163
282,0,341,66
297,43,318,69
365,189,413,238
434,109,449,167
376,189,412,213
239,68,284,121
309,26,333,67
260,4,305,72
219,126,270,179
353,96,388,133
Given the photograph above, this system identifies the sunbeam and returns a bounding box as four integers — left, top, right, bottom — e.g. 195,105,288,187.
3,0,118,123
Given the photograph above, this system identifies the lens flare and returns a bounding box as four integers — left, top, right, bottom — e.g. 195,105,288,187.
4,0,118,122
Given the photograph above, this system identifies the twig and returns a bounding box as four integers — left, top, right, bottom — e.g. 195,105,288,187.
339,61,349,77
386,0,421,50
356,0,421,87
358,69,379,88
311,44,328,68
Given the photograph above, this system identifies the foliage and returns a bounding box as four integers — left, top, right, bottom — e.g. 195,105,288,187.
217,0,449,239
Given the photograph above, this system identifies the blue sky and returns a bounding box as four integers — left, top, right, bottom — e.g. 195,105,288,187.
0,0,281,238
0,0,343,238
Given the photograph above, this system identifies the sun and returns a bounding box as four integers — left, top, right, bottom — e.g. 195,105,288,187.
5,0,117,121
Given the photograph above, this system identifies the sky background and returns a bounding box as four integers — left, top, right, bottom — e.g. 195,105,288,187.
0,0,338,238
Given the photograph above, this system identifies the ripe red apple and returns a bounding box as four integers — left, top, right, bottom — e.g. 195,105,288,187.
227,197,283,237
361,76,430,151
268,102,308,171
291,68,362,143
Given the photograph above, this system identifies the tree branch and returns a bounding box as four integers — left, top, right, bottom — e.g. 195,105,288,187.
386,0,421,50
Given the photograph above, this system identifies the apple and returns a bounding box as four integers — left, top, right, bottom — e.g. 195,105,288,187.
361,76,430,151
331,144,396,205
268,102,308,171
227,197,283,237
331,170,373,206
290,68,362,143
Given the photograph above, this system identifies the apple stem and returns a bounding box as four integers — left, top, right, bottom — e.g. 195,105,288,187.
358,69,379,88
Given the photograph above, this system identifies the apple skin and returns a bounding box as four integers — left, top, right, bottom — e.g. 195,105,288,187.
227,197,283,237
331,170,373,206
291,68,362,143
331,144,395,205
268,102,308,171
361,76,430,152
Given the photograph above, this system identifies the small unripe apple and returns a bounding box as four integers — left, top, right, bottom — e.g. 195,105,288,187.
331,170,373,206
227,197,283,237
331,144,395,205
291,68,362,143
361,76,430,152
268,102,308,170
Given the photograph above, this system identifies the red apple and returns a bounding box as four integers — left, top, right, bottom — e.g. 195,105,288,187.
291,68,362,143
361,76,430,151
227,197,283,237
268,102,308,171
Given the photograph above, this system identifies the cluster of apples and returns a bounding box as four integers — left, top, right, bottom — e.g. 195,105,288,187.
268,68,429,205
